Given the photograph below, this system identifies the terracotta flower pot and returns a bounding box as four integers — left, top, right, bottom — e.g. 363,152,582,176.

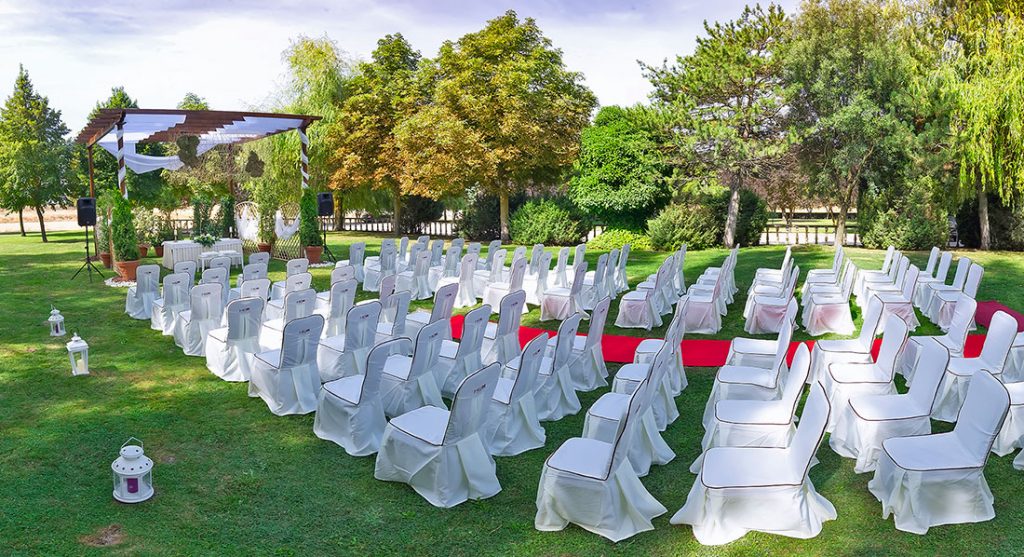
137,244,149,258
154,245,164,257
305,245,323,264
258,242,272,253
114,259,140,281
99,252,112,269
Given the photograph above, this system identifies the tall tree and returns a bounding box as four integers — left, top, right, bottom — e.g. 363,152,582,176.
0,65,77,242
642,4,790,247
931,0,1024,249
784,0,917,245
177,92,209,111
401,11,597,240
329,33,422,232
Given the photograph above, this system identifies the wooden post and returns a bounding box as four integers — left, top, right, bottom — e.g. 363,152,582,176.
87,146,95,197
116,117,127,199
298,124,309,191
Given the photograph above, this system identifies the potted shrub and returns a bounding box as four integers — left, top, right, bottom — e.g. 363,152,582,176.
97,214,112,268
299,189,323,263
257,203,275,253
133,208,160,258
111,195,140,281
153,220,174,257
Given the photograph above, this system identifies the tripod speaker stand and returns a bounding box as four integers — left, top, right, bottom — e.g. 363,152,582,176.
319,217,337,263
71,225,104,282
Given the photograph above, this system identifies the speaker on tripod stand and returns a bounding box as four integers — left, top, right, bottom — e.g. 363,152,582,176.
72,197,104,282
317,192,337,263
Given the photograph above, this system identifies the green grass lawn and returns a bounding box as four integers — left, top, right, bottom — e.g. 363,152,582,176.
3,230,1024,555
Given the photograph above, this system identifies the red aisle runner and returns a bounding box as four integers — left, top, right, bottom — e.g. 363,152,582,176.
449,314,987,367
976,301,1024,331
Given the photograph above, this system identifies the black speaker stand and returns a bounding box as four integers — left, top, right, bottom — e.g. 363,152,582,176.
320,217,337,263
72,225,104,282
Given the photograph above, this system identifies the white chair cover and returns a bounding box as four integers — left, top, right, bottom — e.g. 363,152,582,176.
374,362,502,508
830,342,950,473
802,261,857,336
615,260,668,330
429,243,461,291
260,288,316,348
173,260,196,285
172,282,224,356
338,242,365,282
318,279,357,338
363,239,397,292
808,298,884,384
405,282,458,339
239,278,271,302
541,263,587,322
428,239,445,266
435,305,489,397
200,266,229,307
632,298,690,397
534,313,583,421
248,314,325,416
270,257,309,300
535,379,667,542
264,272,313,321
477,239,501,270
125,264,160,319
725,302,798,369
671,382,836,545
438,254,477,309
484,334,547,456
873,264,921,332
482,290,526,366
743,266,799,335
914,249,951,307
229,262,268,300
375,290,411,343
482,257,526,312
932,311,1016,422
248,251,270,267
527,243,544,275
379,318,446,418
868,370,1009,534
523,250,552,306
932,263,983,330
919,256,970,320
209,255,232,274
898,297,976,384
465,241,481,267
551,246,570,288
615,243,631,293
473,249,507,296
205,297,265,382
150,272,190,335
854,245,895,298
579,253,608,311
317,301,382,381
396,250,433,301
565,243,586,281
313,337,399,456
568,296,611,391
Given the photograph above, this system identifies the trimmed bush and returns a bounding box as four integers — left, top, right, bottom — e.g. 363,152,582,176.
647,189,769,250
957,194,1024,250
219,195,236,238
299,188,322,247
454,190,524,240
509,199,591,246
861,178,949,250
587,228,654,252
398,195,444,235
735,189,769,246
111,195,139,261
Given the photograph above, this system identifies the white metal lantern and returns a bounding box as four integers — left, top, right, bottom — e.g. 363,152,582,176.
48,307,66,337
111,437,154,503
66,333,89,376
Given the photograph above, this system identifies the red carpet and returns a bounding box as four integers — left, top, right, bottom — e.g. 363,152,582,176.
449,315,987,367
976,301,1024,332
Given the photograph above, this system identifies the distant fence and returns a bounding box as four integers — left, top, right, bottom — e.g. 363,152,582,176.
761,224,862,247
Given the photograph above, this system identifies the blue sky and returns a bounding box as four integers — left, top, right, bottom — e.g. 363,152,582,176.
0,0,800,133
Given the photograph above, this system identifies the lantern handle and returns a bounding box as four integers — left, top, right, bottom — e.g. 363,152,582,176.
121,437,144,451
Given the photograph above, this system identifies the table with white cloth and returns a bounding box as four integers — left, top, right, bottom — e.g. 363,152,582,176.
162,238,243,269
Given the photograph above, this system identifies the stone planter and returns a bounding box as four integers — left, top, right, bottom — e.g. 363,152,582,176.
137,244,149,258
305,245,323,264
114,259,140,281
99,252,112,268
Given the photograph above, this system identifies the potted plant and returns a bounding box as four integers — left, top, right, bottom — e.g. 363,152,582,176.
111,195,140,281
193,232,217,249
299,189,323,263
256,203,275,253
132,207,160,258
153,220,174,257
97,214,112,268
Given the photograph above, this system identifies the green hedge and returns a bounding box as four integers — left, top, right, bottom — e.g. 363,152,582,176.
587,228,654,251
111,195,139,261
509,199,591,246
647,189,768,250
454,190,524,240
299,189,322,247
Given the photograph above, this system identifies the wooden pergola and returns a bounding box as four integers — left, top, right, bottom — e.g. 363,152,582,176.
75,108,321,198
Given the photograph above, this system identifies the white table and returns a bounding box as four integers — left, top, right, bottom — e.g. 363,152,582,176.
162,238,243,269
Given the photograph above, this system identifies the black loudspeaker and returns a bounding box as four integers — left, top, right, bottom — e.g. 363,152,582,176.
317,192,334,217
76,197,96,226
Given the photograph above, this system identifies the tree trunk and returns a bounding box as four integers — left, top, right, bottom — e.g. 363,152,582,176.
392,189,402,235
18,207,25,236
723,176,741,247
34,205,47,243
499,191,510,242
977,184,990,250
333,195,344,231
835,199,848,247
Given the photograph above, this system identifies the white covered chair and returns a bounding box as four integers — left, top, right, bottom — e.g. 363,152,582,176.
248,251,270,267
898,297,976,384
868,370,1009,534
693,344,812,474
830,342,950,473
585,344,675,477
173,260,196,285
743,265,799,335
270,257,309,300
614,243,631,293
564,243,586,280
205,297,266,382
428,243,461,291
914,248,951,307
527,243,545,276
199,266,229,309
172,282,224,356
631,298,689,397
428,238,445,268
260,287,317,348
994,379,1024,457
435,305,490,398
316,265,355,311
614,260,668,330
264,272,313,321
337,241,365,283
671,382,836,545
248,314,325,416
919,255,971,321
438,254,477,309
558,296,611,392
378,318,446,419
313,337,398,457
854,245,896,299
482,290,526,366
363,239,397,292
473,248,506,298
483,257,526,313
150,272,190,335
476,239,501,270
801,246,844,294
533,313,583,422
551,246,570,288
316,279,357,339
523,250,552,306
484,333,547,456
465,241,481,268
396,249,432,301
125,264,160,319
535,379,666,542
822,314,909,431
375,290,411,344
872,264,921,332
930,263,983,331
238,277,271,302
682,273,724,335
228,262,268,301
725,300,798,370
405,282,458,339
802,261,857,336
808,298,884,385
317,301,382,382
374,362,502,508
932,310,1016,422
637,253,677,314
579,253,608,311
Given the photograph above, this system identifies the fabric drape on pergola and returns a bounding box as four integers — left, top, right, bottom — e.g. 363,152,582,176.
75,108,320,198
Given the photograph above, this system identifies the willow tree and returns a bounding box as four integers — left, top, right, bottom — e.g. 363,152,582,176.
400,11,596,240
935,1,1024,249
642,4,791,247
329,34,422,232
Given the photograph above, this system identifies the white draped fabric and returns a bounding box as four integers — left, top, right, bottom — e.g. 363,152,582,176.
248,315,325,416
932,311,1016,422
482,291,526,366
172,283,224,356
317,301,382,381
808,300,884,385
435,305,489,398
378,319,446,418
150,272,190,335
484,334,547,456
205,297,266,382
125,264,160,319
260,288,316,348
236,204,259,241
534,314,583,422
